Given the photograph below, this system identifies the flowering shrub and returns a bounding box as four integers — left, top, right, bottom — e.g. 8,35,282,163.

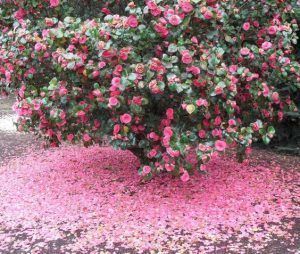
1,0,300,180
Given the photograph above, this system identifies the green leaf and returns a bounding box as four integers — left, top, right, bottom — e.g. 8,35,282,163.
262,135,271,145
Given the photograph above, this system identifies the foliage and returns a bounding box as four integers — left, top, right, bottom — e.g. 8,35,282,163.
0,0,299,179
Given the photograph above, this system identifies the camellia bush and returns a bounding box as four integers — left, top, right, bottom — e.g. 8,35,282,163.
1,0,300,180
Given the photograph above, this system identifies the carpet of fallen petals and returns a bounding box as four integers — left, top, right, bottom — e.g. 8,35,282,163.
0,145,299,253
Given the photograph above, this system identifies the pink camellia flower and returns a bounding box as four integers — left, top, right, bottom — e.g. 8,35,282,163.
154,23,169,38
77,110,85,118
148,149,157,158
165,163,175,172
253,20,260,27
228,119,236,126
34,43,43,52
268,26,277,35
242,22,251,31
271,92,280,104
14,8,26,20
132,96,142,105
180,170,190,182
200,164,207,171
67,133,74,142
98,61,106,69
196,98,208,107
261,41,273,51
127,15,139,28
214,116,222,126
92,89,101,97
181,50,193,64
142,165,151,174
240,47,250,56
120,113,132,124
166,108,174,120
262,83,270,97
83,133,91,142
252,122,260,131
149,132,160,141
278,111,284,121
50,0,60,8
167,147,180,157
58,86,67,96
203,10,213,20
229,65,238,73
191,36,198,44
163,126,173,138
111,77,121,87
180,1,194,13
215,140,227,151
198,130,206,139
168,15,182,26
109,97,119,106
92,70,100,79
186,66,200,75
113,124,120,135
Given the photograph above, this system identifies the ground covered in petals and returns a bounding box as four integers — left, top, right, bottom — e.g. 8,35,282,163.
0,145,299,253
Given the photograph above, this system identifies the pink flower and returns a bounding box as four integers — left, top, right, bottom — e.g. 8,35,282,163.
268,26,277,35
198,130,206,139
229,65,238,73
77,110,86,118
186,66,200,75
252,122,260,131
166,147,180,157
50,0,60,8
67,134,74,142
98,61,106,69
149,132,160,141
242,22,251,31
166,108,174,120
92,70,100,79
163,127,173,138
262,83,270,97
148,149,157,158
261,41,272,51
109,97,119,106
113,124,120,135
57,86,67,96
142,165,151,174
168,15,182,26
180,2,194,13
214,116,222,126
165,163,175,172
180,171,190,182
228,119,236,126
92,89,101,97
240,47,250,56
271,92,280,104
120,113,132,124
34,43,43,52
200,164,207,171
181,50,193,64
127,15,139,28
154,23,169,38
83,133,91,142
196,98,208,107
203,10,213,20
111,77,121,87
14,8,26,20
215,140,227,151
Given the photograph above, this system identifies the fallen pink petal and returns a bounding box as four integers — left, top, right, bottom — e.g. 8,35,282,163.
0,144,298,253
